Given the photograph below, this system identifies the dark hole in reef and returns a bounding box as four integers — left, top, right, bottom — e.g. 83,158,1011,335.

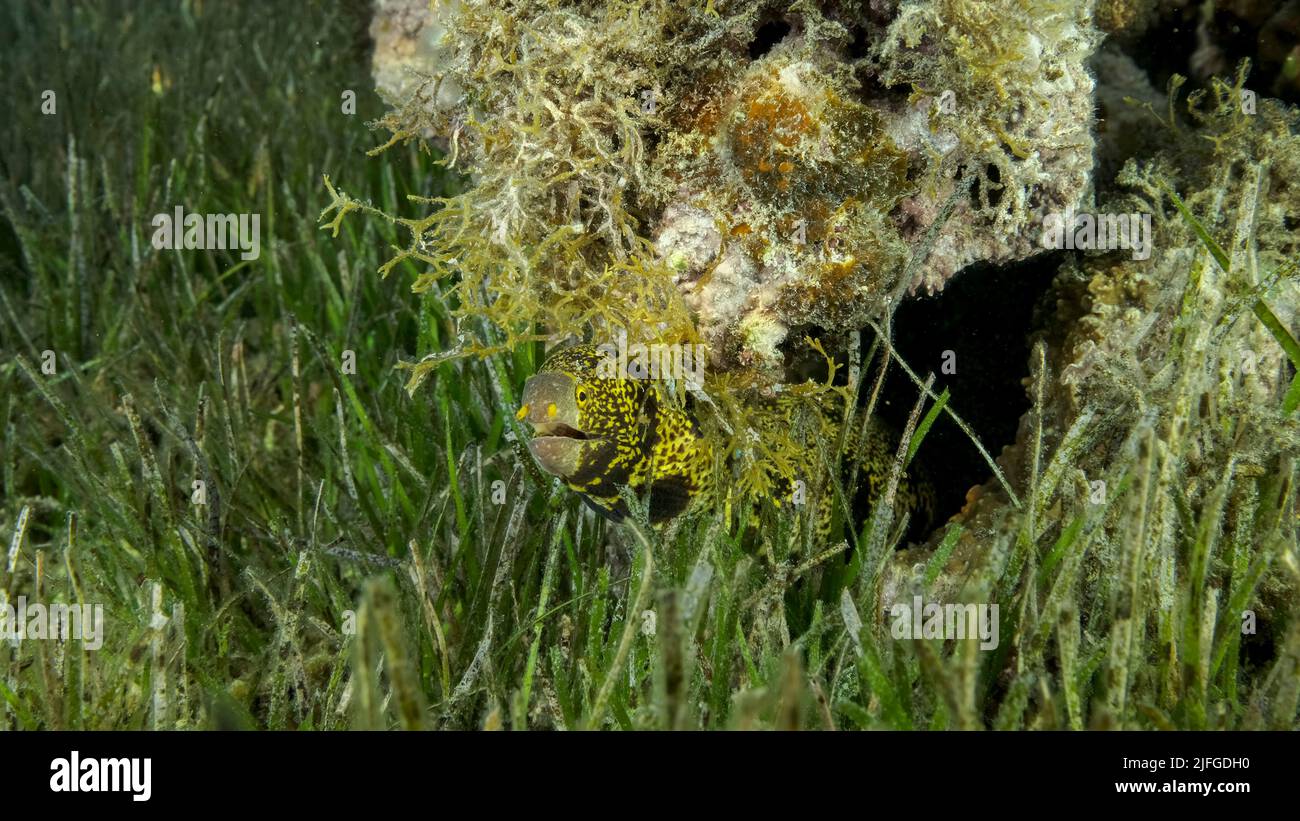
853,63,913,107
966,164,1004,211
862,250,1065,544
1118,4,1199,94
641,128,660,159
1122,4,1300,107
984,163,1003,209
775,253,1060,546
749,19,792,60
845,24,871,60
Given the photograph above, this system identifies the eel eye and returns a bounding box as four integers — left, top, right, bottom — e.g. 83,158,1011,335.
576,387,588,403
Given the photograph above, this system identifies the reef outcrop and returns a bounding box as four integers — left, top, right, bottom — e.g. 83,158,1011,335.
367,0,1101,376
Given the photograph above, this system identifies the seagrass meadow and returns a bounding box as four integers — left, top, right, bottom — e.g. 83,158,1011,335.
1,0,1298,732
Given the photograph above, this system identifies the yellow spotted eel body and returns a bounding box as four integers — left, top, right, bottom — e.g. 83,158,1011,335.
517,344,714,523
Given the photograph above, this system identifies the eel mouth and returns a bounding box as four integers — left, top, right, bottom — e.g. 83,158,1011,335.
530,421,590,441
526,421,595,478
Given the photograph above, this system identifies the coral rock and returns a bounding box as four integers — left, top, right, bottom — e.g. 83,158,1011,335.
368,0,1100,375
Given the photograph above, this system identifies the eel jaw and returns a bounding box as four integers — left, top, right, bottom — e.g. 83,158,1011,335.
527,435,588,479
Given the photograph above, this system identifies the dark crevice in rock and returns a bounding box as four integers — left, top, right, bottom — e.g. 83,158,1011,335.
869,250,1066,539
748,19,792,60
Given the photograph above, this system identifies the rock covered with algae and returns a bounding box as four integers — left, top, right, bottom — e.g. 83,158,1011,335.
882,66,1300,627
367,0,1101,377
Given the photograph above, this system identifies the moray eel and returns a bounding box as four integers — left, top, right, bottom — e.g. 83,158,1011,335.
853,415,938,540
517,344,714,523
518,343,936,540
